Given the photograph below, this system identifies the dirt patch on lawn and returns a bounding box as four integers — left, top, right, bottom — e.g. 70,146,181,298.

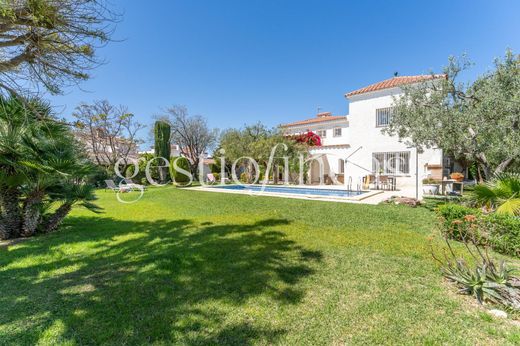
0,237,30,249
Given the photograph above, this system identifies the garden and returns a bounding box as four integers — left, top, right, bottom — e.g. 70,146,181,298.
2,187,520,344
1,1,520,345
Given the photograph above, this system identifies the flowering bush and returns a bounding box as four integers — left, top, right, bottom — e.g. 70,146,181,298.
292,131,322,146
436,203,520,258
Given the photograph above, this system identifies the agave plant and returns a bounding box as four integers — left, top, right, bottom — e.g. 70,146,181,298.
472,173,520,216
432,216,520,310
441,257,518,307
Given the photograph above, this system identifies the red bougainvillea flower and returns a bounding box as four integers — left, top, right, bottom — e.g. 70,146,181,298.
292,130,322,146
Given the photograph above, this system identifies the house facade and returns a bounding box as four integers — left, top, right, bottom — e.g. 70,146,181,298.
282,75,445,193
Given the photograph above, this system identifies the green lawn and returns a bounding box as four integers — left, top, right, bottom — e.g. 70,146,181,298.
1,187,519,345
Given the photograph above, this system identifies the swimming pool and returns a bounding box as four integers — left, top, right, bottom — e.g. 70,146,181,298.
208,184,366,198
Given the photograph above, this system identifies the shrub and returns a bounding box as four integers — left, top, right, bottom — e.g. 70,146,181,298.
423,178,440,184
210,163,221,174
213,172,220,182
258,170,264,182
240,172,248,183
87,166,110,188
437,203,479,239
169,157,192,184
132,153,160,185
481,214,520,258
436,203,520,258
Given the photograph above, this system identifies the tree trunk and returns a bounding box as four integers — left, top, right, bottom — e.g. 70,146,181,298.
0,187,22,240
478,163,491,181
158,166,168,184
477,165,484,184
44,203,72,233
191,159,199,182
494,158,514,176
20,192,43,237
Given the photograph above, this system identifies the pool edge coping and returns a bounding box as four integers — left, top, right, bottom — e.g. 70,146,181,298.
185,185,384,204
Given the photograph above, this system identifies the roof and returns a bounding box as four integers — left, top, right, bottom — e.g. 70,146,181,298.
310,144,350,149
281,115,347,128
346,75,445,97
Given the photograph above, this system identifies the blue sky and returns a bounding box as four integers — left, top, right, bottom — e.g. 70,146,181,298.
48,0,519,147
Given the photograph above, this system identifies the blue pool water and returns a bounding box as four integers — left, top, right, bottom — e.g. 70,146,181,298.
209,184,365,198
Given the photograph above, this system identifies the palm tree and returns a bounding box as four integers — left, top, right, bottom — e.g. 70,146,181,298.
0,96,36,239
472,173,520,216
0,95,100,239
44,183,101,233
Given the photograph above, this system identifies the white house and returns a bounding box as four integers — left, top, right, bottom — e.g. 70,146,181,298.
281,111,350,184
282,75,446,196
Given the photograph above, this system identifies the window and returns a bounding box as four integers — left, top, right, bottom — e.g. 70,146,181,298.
333,127,342,137
376,107,393,127
338,158,345,173
316,129,326,138
372,151,410,174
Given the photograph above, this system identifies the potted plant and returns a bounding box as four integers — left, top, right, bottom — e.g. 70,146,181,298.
450,172,465,182
422,178,440,195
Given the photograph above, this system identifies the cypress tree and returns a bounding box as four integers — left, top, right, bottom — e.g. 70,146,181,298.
154,121,171,183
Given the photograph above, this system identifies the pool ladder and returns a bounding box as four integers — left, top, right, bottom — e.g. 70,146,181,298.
346,176,362,192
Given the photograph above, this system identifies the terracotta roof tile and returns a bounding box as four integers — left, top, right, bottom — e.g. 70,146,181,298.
346,74,445,97
281,115,347,128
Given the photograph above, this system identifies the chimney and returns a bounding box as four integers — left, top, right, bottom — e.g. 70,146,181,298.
317,111,332,118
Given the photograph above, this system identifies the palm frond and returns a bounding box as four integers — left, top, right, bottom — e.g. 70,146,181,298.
472,173,520,215
496,198,520,216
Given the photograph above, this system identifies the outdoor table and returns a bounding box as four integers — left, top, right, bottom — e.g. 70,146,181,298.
375,175,397,191
441,179,464,195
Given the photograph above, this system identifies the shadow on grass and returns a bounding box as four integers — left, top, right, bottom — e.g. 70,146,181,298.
0,216,321,344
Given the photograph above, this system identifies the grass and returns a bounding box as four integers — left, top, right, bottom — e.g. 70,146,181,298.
1,186,520,345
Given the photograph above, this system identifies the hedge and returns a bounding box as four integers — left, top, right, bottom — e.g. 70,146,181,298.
436,203,520,258
169,156,192,184
483,214,520,258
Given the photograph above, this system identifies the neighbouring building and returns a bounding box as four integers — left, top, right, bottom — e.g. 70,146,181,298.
139,144,215,179
282,75,449,193
139,144,182,157
75,129,140,167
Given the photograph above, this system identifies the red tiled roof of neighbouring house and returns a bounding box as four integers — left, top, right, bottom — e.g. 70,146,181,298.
281,114,347,128
345,74,446,97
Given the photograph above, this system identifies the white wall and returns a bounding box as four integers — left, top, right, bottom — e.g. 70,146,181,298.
346,88,442,194
317,124,349,146
284,119,350,185
308,146,349,181
285,119,349,147
282,89,443,197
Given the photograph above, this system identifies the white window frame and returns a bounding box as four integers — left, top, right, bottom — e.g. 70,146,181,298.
376,107,393,127
338,158,345,174
372,151,410,175
316,129,327,138
333,127,342,137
